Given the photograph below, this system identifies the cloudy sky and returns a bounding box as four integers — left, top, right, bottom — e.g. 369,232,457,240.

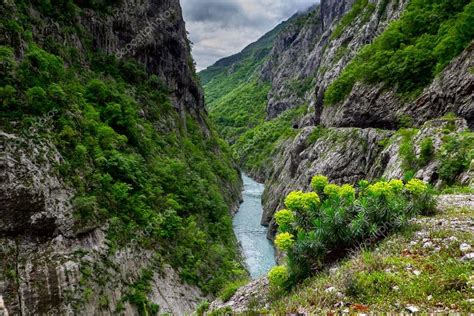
181,0,316,71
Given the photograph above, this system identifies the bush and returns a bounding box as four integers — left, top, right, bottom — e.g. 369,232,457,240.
274,209,295,233
323,184,341,198
275,232,295,251
218,279,248,302
272,176,436,287
285,191,320,212
268,265,289,289
438,132,473,184
311,175,329,193
419,137,434,166
19,46,65,87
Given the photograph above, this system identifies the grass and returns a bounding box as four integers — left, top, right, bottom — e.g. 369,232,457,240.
269,209,474,313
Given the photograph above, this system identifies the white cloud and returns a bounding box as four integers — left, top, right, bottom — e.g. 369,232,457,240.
181,0,316,70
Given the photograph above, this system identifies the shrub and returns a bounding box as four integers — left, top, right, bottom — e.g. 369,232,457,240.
438,132,473,184
367,181,392,197
273,177,436,288
274,209,295,233
284,191,320,212
339,184,356,200
218,279,248,302
311,175,329,193
419,137,434,167
323,184,341,198
405,178,428,195
275,232,295,251
26,86,48,112
196,300,210,316
19,46,65,87
389,179,404,192
268,265,289,289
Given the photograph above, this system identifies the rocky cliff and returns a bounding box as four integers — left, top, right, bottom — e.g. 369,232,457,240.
0,0,243,314
201,0,473,239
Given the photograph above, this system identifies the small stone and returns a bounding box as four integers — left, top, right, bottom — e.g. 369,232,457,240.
325,286,337,293
423,241,433,248
460,243,471,253
466,298,474,304
334,301,344,308
406,305,420,313
462,253,474,261
392,285,400,291
448,236,458,242
434,247,441,252
427,295,433,301
413,270,421,276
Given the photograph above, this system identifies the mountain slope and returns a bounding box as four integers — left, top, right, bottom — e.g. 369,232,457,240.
204,0,473,312
202,0,473,224
0,0,245,314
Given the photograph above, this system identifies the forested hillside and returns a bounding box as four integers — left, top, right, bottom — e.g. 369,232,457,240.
0,0,245,314
203,0,473,313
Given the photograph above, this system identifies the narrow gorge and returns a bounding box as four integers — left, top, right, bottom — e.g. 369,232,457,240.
1,0,473,314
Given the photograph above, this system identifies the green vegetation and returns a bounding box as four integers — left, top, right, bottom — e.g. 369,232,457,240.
270,206,474,313
123,269,160,315
1,0,246,310
218,279,249,302
396,118,473,185
438,131,474,184
200,10,313,177
233,106,307,176
325,0,474,105
209,80,270,143
331,0,376,40
270,176,436,288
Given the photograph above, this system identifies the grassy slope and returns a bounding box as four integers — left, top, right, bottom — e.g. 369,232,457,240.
270,199,474,313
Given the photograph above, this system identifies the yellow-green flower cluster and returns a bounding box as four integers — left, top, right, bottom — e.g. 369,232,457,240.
311,175,328,192
275,209,294,232
323,184,341,197
275,232,295,251
339,184,356,200
268,265,289,288
389,179,404,192
405,178,428,195
285,191,320,211
367,181,392,197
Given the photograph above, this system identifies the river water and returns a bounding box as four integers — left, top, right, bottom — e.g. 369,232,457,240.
233,174,276,278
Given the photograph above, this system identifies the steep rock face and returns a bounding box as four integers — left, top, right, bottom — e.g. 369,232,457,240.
262,118,472,237
85,0,204,120
261,126,392,235
0,131,207,315
263,0,408,120
259,0,472,238
320,42,474,129
0,0,239,314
